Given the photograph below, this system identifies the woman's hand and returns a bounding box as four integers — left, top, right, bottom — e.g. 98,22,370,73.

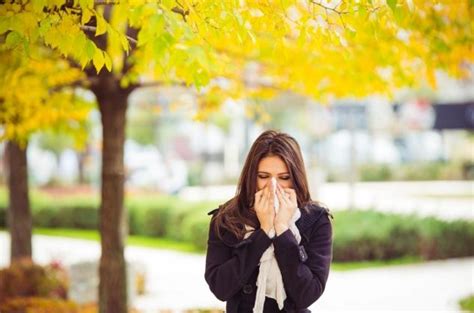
274,184,297,235
254,184,275,235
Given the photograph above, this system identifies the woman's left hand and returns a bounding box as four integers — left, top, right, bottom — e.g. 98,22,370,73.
274,184,297,235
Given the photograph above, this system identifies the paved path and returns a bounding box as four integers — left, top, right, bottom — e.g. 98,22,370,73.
1,233,472,312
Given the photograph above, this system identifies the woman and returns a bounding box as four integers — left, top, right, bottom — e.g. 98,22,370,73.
205,130,333,313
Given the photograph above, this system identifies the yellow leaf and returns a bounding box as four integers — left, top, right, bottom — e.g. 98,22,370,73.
81,8,92,25
95,11,107,36
93,49,105,73
426,66,437,89
104,51,112,71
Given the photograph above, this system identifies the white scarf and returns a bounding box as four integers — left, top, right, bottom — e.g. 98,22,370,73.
244,178,302,313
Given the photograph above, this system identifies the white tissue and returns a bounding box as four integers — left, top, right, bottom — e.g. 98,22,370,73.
271,177,280,213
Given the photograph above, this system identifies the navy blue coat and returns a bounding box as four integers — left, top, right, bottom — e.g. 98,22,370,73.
204,203,333,313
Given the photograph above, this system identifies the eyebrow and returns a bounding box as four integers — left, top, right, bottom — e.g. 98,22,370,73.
257,171,290,175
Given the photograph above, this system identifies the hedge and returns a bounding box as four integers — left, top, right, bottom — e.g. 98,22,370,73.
332,210,474,261
0,190,472,262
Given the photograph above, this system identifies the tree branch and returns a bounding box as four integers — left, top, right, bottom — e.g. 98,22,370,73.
128,79,188,89
311,0,349,15
49,79,90,92
171,6,189,22
80,25,138,46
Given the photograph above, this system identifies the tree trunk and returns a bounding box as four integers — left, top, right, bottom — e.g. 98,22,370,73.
5,140,32,263
92,72,130,313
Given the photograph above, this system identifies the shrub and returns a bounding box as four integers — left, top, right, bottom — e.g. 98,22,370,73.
0,297,79,313
458,294,474,312
417,218,474,260
166,200,213,241
33,207,60,228
181,212,212,250
127,195,178,236
0,259,68,305
356,162,465,182
0,298,142,313
359,164,393,181
332,210,474,262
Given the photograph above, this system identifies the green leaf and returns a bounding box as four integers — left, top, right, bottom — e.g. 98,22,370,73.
153,34,172,55
5,31,22,48
85,40,96,59
149,14,165,34
38,17,52,36
93,49,105,73
192,67,210,89
386,0,397,13
22,38,30,55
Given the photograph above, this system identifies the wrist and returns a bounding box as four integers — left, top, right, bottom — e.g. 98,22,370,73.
260,223,272,234
274,223,289,235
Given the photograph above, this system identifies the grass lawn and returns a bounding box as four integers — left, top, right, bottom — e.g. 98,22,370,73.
1,228,424,271
0,228,199,253
32,228,201,253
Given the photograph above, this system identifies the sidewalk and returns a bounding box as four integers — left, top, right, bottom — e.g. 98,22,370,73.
0,232,472,312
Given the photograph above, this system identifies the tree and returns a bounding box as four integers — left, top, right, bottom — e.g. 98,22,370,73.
1,1,472,312
0,47,92,262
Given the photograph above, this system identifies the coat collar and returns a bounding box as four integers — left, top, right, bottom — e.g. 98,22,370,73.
295,203,331,243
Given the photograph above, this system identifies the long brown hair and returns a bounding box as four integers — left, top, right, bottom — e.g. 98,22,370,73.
213,130,313,240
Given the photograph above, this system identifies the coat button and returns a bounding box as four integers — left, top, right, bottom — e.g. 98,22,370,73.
242,284,254,294
299,245,308,262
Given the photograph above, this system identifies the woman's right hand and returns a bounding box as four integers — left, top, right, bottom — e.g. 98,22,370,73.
254,184,275,235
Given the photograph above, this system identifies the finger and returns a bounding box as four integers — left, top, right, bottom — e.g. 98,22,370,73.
265,186,275,208
277,185,291,205
275,183,283,198
283,188,296,199
277,184,290,201
255,193,264,207
275,185,285,204
283,188,296,194
279,188,293,203
261,193,269,211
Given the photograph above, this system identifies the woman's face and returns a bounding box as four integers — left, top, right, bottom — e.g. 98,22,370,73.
256,155,293,191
